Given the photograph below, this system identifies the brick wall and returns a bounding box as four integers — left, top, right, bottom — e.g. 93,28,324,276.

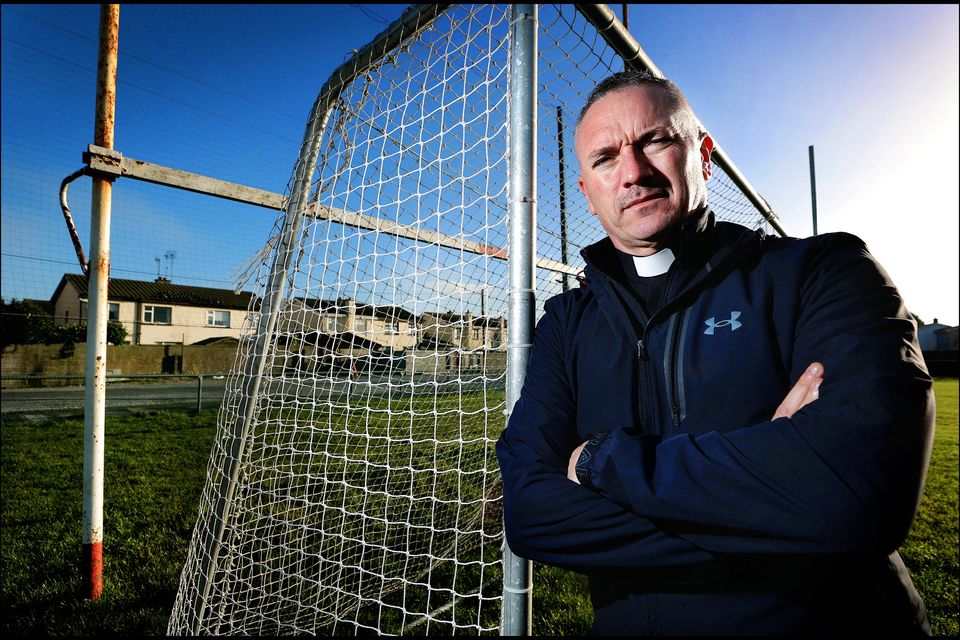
1,343,240,388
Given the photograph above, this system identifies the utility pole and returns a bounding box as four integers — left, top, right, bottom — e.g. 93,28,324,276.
808,145,818,236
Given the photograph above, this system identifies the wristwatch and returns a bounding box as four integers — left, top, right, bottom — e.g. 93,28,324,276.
574,431,610,489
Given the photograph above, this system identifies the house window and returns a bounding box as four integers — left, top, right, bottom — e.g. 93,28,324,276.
472,328,481,340
108,303,120,321
143,305,172,324
385,319,398,333
356,318,369,333
207,309,231,327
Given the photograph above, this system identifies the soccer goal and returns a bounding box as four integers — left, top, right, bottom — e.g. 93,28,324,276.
167,4,784,635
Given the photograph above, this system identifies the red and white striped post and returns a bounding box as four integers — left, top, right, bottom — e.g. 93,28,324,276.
82,3,119,600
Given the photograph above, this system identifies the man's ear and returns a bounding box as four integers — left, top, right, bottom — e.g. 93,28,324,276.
578,176,597,217
700,133,715,181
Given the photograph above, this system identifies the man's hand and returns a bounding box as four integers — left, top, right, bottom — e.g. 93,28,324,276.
772,362,824,421
567,441,588,483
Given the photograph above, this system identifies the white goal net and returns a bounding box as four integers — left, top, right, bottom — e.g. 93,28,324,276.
168,4,781,635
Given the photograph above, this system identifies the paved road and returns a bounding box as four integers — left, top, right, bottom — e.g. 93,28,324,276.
1,377,228,421
1,373,505,422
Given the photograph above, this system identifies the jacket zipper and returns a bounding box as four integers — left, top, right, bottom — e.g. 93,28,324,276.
602,264,695,435
631,309,655,435
664,307,689,427
634,330,657,434
656,267,683,427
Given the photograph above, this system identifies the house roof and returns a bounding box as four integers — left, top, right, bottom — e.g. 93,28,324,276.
416,333,458,350
296,330,384,352
421,311,506,327
357,302,417,323
191,336,240,346
53,274,254,310
22,298,53,313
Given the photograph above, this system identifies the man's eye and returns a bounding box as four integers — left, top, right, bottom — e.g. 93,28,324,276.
592,156,612,167
648,137,672,147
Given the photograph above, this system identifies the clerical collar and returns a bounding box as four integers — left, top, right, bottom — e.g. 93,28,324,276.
630,247,675,277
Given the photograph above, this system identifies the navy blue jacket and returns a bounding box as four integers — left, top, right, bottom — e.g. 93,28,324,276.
496,212,934,635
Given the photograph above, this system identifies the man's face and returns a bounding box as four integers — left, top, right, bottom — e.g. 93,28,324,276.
575,84,714,255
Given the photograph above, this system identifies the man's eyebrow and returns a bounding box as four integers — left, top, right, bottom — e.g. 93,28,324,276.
637,126,676,142
586,143,619,160
585,126,679,159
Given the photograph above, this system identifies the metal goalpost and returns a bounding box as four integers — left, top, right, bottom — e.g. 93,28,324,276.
140,4,786,635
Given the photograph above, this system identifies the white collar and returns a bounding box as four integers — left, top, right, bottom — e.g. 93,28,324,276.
631,247,675,277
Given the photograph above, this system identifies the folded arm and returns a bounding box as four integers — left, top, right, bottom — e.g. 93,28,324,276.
577,235,934,556
568,361,824,482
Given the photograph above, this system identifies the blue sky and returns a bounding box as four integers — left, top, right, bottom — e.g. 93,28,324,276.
2,4,957,325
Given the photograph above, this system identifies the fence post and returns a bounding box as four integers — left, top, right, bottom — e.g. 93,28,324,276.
556,105,569,292
82,3,119,601
196,374,204,414
503,3,536,635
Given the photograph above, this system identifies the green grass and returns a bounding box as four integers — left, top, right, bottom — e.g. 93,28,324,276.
1,410,217,635
1,380,957,636
899,378,959,637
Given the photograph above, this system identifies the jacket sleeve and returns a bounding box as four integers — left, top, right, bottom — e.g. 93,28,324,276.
496,294,717,574
581,233,935,556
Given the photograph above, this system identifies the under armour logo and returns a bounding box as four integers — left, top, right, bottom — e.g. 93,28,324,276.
704,311,742,335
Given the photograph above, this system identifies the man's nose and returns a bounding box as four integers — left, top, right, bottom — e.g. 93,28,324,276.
621,145,654,186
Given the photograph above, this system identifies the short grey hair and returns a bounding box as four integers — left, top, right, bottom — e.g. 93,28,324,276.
575,69,701,138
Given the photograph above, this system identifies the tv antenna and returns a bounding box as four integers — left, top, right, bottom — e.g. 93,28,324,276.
164,250,177,281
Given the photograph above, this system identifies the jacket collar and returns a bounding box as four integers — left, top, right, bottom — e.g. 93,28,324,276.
579,209,765,308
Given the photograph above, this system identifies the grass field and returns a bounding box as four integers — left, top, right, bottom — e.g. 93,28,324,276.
899,378,959,636
1,379,957,635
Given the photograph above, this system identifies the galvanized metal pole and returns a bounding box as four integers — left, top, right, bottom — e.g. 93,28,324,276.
503,3,536,636
621,4,629,70
556,106,569,292
82,3,119,601
808,145,818,236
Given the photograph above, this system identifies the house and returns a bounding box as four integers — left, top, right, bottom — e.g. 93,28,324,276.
270,302,508,376
918,318,959,351
418,311,506,352
49,273,509,375
50,274,254,346
272,296,420,375
917,318,959,377
411,311,507,375
277,297,418,351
